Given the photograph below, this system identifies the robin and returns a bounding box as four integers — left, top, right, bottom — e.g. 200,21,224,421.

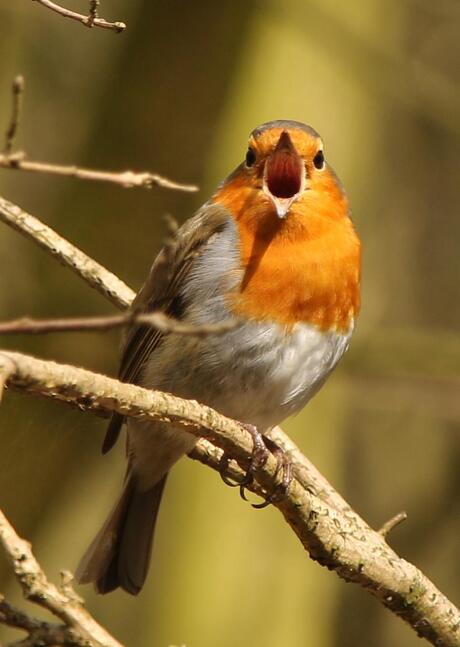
76,120,361,595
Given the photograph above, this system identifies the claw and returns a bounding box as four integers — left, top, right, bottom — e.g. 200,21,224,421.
238,424,270,500
218,452,241,487
218,424,293,509
264,436,293,503
218,423,269,493
251,436,293,508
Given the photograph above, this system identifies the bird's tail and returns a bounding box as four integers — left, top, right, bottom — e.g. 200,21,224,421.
75,471,167,595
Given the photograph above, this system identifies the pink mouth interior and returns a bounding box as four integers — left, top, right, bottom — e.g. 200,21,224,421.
266,151,302,198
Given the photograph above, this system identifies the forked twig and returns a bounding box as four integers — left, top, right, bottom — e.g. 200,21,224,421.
32,0,126,33
0,510,123,646
0,75,198,192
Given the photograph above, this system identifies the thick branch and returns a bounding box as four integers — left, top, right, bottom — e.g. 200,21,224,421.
0,196,134,309
0,511,123,647
32,0,126,33
0,350,458,647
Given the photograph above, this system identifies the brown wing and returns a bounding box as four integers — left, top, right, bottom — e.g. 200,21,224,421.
102,203,230,454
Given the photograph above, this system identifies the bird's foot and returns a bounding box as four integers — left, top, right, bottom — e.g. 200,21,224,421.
219,424,293,509
251,436,293,509
219,423,269,489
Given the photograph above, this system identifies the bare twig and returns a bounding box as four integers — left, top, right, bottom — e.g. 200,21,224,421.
0,311,239,337
88,0,99,26
0,155,198,192
32,0,126,33
3,76,24,155
379,511,408,537
0,196,134,309
0,349,459,647
0,595,81,647
0,199,236,339
0,75,198,192
0,509,123,647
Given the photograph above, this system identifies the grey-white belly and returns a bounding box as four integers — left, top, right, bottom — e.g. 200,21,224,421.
141,320,352,432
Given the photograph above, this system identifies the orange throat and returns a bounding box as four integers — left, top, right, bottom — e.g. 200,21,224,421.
214,176,361,333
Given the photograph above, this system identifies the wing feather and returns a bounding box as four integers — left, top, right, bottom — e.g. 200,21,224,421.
102,203,231,453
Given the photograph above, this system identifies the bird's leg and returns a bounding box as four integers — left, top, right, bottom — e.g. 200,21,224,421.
219,424,293,509
238,424,271,500
218,423,269,489
251,436,293,509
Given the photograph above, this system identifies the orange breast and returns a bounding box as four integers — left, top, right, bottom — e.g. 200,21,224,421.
214,173,361,332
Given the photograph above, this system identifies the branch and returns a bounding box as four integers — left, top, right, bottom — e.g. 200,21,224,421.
0,594,83,646
379,511,408,538
0,312,238,338
0,350,459,647
0,198,238,339
0,199,236,338
0,510,123,647
32,0,127,33
0,195,134,309
0,75,198,192
0,155,198,192
3,76,24,155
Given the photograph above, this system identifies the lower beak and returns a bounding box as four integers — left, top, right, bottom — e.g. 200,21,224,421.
263,131,305,219
267,193,301,219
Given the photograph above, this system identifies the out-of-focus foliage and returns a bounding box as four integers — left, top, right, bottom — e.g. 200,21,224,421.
0,1,458,646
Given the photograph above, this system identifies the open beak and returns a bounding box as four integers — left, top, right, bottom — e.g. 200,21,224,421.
263,130,305,218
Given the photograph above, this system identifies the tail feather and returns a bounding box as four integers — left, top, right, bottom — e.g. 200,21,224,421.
76,473,167,595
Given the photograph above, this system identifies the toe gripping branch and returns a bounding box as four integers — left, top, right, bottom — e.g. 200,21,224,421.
219,424,293,509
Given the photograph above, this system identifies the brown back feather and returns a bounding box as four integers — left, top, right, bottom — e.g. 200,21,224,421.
102,203,231,453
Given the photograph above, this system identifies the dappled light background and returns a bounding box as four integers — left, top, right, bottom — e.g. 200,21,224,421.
0,1,459,646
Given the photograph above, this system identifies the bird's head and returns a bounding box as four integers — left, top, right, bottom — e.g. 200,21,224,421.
214,120,349,231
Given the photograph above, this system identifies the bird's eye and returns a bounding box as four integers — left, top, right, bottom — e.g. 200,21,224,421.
245,147,256,167
313,150,325,170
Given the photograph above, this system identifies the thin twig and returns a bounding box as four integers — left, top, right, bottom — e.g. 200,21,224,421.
0,350,459,647
32,0,126,33
0,155,198,192
88,0,99,26
0,196,134,310
0,75,197,192
379,511,408,538
0,595,80,647
0,509,124,647
3,76,24,155
0,199,235,338
0,311,239,337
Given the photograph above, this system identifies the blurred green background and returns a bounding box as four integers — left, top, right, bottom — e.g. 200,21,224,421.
0,1,459,645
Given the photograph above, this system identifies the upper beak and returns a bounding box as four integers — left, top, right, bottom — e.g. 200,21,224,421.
263,130,305,218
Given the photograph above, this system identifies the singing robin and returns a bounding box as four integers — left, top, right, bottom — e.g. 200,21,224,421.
76,119,361,594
